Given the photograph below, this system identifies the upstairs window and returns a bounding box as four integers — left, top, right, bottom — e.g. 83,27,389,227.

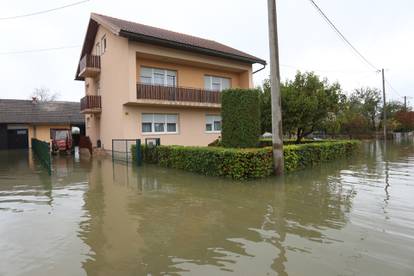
101,35,107,54
95,42,100,56
204,76,230,91
205,115,221,132
142,113,178,134
140,67,177,87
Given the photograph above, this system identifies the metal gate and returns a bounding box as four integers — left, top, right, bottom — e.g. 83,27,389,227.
112,139,141,165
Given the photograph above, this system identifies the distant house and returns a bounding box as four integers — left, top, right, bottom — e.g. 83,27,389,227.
75,13,266,151
0,99,84,150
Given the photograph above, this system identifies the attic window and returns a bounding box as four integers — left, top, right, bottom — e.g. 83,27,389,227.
101,35,106,54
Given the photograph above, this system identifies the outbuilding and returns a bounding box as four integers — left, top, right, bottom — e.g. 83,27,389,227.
0,99,84,150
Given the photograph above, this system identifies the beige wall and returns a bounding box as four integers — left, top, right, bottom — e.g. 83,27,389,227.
84,25,255,150
136,58,242,89
28,124,71,147
122,105,220,147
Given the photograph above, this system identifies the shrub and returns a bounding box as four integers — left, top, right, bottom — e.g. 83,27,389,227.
283,140,360,172
132,140,360,180
221,89,261,148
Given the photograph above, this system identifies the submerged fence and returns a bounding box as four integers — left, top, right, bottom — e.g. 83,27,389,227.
31,138,51,175
112,139,142,165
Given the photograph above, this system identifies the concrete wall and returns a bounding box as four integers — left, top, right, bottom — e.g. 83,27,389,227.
28,124,71,147
123,106,220,146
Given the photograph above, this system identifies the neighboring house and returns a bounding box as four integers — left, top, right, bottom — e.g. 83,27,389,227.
76,13,266,151
0,99,84,150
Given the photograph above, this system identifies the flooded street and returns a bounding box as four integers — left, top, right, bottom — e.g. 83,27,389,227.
0,141,413,276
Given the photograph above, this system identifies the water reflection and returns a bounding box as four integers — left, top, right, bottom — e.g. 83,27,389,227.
1,141,414,276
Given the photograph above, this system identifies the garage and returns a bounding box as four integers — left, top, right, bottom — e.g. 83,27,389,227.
7,126,29,149
0,99,85,150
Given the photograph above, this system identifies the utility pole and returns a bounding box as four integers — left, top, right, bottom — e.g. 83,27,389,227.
404,96,407,111
382,68,387,140
267,0,284,175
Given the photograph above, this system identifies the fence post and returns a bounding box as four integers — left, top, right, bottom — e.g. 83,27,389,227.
136,139,142,166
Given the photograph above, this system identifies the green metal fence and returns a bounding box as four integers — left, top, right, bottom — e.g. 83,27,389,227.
32,138,52,175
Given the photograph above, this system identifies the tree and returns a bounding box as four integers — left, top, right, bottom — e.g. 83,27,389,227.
394,111,414,132
221,89,261,148
281,71,342,143
30,87,59,102
259,80,272,134
349,87,381,130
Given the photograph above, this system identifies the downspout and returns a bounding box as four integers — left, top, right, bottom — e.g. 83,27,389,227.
253,63,266,74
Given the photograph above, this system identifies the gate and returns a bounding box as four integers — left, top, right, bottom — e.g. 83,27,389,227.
31,138,52,175
112,139,142,165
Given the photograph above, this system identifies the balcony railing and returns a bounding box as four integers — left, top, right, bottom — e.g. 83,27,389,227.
136,83,221,104
80,95,101,113
78,54,101,78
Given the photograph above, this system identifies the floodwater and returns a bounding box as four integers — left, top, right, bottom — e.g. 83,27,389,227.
0,142,413,276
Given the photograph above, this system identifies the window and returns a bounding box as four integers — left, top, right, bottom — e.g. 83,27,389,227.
204,76,230,91
95,42,100,56
205,115,221,132
140,67,177,86
101,35,107,54
142,113,178,134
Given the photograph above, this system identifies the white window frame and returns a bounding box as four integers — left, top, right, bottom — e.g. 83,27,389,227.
95,42,100,56
205,114,222,133
204,75,231,91
141,113,179,135
100,35,107,55
140,66,177,87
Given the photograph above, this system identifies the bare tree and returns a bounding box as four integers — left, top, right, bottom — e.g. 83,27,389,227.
30,87,60,102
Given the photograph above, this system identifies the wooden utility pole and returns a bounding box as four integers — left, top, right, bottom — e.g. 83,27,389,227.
267,0,284,175
382,68,387,140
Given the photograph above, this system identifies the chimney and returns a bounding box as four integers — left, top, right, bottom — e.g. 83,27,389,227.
32,97,38,104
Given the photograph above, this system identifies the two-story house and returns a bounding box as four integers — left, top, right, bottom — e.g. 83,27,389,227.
76,13,266,151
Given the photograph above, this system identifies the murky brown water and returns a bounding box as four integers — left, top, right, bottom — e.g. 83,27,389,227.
0,141,413,276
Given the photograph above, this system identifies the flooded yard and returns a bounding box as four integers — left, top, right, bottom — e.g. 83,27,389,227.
0,141,414,276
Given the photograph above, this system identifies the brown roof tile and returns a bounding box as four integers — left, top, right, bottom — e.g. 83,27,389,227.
92,13,266,65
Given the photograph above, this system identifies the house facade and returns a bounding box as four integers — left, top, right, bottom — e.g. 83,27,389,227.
0,99,84,150
76,13,266,150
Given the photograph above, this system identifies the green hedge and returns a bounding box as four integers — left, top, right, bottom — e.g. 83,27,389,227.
132,140,359,180
221,89,261,148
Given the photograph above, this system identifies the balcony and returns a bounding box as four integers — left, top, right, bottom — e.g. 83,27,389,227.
135,83,221,108
80,95,101,114
78,55,101,78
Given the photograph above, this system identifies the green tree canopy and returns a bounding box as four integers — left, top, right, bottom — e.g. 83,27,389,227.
281,71,342,142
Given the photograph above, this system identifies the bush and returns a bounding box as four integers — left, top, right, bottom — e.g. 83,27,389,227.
283,140,360,172
221,89,261,148
132,140,360,180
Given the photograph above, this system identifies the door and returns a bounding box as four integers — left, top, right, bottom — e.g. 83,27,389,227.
7,129,28,149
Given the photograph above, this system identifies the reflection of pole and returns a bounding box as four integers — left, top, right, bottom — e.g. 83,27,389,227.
382,69,387,140
267,0,284,175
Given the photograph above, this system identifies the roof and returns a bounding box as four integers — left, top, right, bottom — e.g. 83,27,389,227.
76,13,266,80
0,99,84,125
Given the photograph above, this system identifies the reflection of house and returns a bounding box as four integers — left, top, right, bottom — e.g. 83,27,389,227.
0,99,84,149
75,13,266,150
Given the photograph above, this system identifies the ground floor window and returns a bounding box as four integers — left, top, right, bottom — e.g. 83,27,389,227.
142,113,178,134
205,115,221,132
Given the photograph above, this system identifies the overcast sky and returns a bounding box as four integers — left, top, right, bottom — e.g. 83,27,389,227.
0,0,413,105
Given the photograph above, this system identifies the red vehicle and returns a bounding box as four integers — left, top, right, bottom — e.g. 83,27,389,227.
52,129,73,154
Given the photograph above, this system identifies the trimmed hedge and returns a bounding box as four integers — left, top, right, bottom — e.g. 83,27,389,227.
221,89,261,148
132,140,360,180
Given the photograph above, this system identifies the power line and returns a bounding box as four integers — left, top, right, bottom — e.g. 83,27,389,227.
307,0,379,71
384,78,403,97
0,0,90,20
0,45,81,55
